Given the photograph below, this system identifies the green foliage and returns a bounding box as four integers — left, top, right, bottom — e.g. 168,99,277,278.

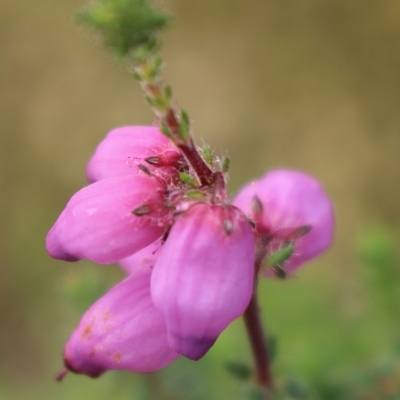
225,361,252,381
357,226,400,313
76,0,170,59
284,379,309,399
267,335,278,363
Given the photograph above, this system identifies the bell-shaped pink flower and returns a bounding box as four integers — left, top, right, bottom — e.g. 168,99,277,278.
46,175,169,264
233,169,334,276
86,126,182,183
64,266,179,377
151,202,255,361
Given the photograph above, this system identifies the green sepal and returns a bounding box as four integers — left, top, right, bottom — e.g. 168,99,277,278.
202,144,213,166
186,190,206,199
266,244,294,267
179,172,197,187
222,156,231,172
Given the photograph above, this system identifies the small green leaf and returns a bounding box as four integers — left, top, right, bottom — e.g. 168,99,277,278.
130,68,143,81
202,144,213,166
146,54,163,81
179,172,197,187
178,109,190,141
160,119,173,138
266,245,294,267
225,362,252,381
145,95,167,110
164,85,173,101
186,189,206,199
222,156,231,172
144,95,157,107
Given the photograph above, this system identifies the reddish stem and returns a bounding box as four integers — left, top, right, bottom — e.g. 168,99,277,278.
164,109,214,186
55,367,69,382
243,275,273,397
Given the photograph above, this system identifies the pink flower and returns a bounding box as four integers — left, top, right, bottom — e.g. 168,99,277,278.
46,126,183,264
86,126,182,182
48,125,334,378
151,202,255,360
119,240,161,274
46,174,169,264
233,169,334,277
64,265,179,377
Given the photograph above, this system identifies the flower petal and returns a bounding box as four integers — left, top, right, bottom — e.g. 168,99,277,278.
151,203,255,360
46,175,169,264
119,240,162,275
234,169,334,276
64,267,179,377
86,126,181,182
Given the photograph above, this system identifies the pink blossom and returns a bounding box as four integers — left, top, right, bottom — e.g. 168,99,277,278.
64,265,179,377
46,174,170,264
48,124,334,377
151,202,255,360
234,169,334,277
86,126,182,182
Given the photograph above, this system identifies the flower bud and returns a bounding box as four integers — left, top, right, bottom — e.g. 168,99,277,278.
86,126,182,183
46,175,169,264
234,169,334,276
151,203,255,360
64,266,179,377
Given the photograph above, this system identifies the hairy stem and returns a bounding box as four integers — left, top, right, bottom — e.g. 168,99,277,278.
164,109,215,186
133,57,215,186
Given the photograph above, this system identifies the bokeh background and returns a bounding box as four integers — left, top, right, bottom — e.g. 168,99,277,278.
1,0,400,399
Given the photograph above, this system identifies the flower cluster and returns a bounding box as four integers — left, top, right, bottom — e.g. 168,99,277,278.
47,126,334,377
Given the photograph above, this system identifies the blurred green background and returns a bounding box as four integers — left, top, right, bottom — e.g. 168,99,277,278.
1,0,400,399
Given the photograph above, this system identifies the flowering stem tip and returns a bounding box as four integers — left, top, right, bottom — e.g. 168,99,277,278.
49,1,335,393
76,0,170,60
48,125,334,386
